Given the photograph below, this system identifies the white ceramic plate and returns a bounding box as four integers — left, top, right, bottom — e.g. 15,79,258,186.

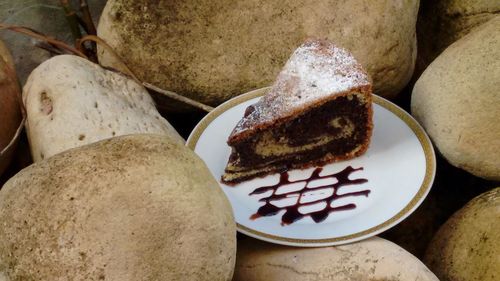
187,87,435,247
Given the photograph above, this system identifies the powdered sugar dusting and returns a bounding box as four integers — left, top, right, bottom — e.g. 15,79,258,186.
230,39,371,140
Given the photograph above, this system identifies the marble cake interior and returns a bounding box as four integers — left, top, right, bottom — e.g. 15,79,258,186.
224,93,370,180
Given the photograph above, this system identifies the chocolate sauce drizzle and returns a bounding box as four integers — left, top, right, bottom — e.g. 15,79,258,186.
249,166,370,226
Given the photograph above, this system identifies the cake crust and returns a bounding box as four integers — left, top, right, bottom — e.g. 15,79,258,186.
228,39,372,145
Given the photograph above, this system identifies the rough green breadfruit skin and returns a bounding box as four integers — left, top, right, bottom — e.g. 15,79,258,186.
416,0,500,77
98,0,419,108
412,16,500,180
0,134,236,281
234,237,439,281
425,187,500,281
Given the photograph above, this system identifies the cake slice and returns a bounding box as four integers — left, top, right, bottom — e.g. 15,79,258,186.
222,39,373,184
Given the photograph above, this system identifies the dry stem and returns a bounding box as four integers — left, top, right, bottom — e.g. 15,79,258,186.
2,25,214,113
79,0,97,35
78,0,98,62
0,24,87,59
59,0,82,41
78,35,138,80
79,35,214,112
143,82,214,113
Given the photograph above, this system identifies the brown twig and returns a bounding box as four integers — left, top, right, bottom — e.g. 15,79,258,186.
59,0,82,41
2,23,213,113
0,24,88,59
78,0,97,36
78,0,98,62
142,82,214,113
35,41,70,56
77,35,138,80
77,35,214,112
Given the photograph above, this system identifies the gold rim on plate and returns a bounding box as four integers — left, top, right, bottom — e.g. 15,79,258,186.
187,87,436,246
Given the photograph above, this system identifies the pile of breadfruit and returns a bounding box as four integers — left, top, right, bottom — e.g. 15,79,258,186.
0,1,498,280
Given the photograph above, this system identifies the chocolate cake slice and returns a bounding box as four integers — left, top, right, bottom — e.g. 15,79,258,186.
222,39,373,184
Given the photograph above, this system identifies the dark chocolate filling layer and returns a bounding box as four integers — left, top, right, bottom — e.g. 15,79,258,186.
229,95,369,168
